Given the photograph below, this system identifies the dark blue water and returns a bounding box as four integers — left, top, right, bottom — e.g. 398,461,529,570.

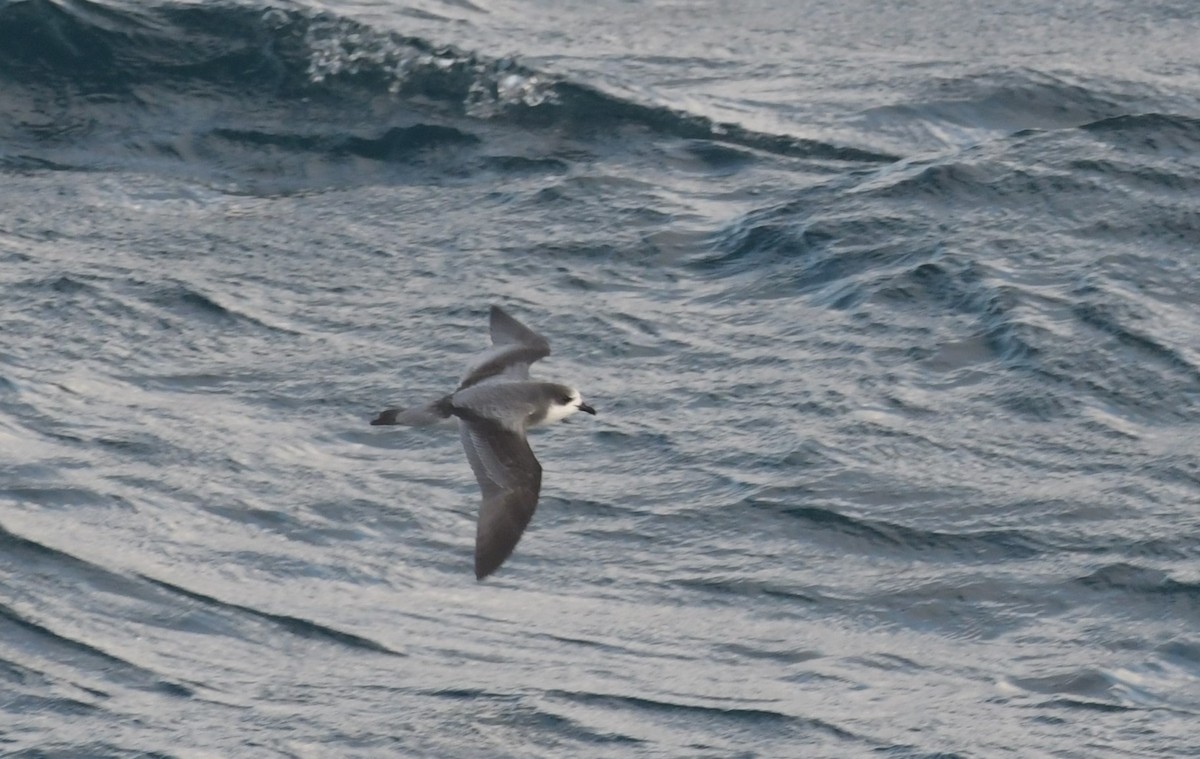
3,0,1200,756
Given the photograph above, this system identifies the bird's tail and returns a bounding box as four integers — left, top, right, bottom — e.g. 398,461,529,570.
370,395,453,426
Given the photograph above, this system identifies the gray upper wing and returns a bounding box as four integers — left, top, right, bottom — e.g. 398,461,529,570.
458,418,543,579
458,306,551,390
489,305,550,349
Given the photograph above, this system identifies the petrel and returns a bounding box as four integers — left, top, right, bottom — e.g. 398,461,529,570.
371,306,596,579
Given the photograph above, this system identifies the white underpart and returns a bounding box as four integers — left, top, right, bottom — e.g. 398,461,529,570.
537,388,585,426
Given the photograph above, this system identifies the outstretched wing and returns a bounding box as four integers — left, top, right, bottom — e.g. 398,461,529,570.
458,306,551,390
458,418,543,579
489,305,550,348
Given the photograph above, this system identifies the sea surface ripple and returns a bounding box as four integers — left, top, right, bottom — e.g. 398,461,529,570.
2,0,1199,756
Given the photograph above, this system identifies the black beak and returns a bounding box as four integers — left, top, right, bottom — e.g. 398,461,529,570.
578,402,596,415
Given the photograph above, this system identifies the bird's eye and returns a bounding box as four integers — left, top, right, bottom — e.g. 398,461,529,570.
560,395,573,405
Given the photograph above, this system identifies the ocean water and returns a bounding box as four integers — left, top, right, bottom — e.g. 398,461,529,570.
2,0,1200,756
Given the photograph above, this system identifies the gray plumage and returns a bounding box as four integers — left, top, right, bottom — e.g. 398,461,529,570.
371,306,596,579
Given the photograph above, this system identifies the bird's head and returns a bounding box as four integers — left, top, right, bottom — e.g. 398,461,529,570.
542,386,596,425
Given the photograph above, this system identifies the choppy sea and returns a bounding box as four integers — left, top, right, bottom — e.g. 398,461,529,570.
3,0,1200,756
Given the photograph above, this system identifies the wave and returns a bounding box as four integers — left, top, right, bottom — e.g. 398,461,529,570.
0,520,401,662
1075,563,1200,599
210,123,479,161
1081,112,1200,152
545,689,858,741
0,522,198,697
139,574,404,656
749,499,1046,560
692,91,1200,429
0,0,893,187
857,68,1167,153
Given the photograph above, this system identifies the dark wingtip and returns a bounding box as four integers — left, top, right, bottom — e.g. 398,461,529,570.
475,550,506,580
370,408,401,426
